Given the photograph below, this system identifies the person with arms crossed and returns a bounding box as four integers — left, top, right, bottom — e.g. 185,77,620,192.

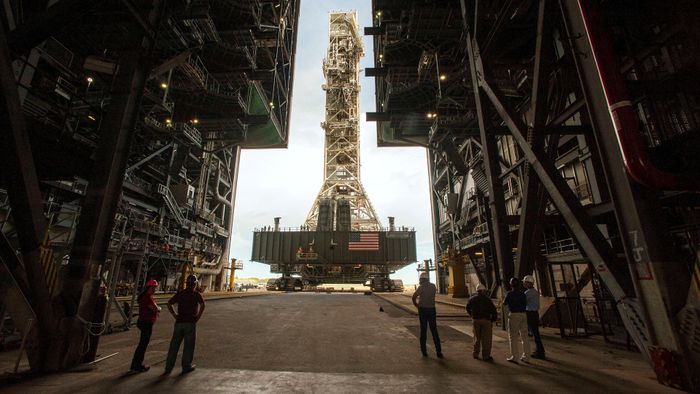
164,274,205,374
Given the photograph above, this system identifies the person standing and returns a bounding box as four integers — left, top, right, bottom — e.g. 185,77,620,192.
130,279,161,372
523,275,546,359
466,284,497,361
412,272,443,358
503,277,530,363
164,274,206,374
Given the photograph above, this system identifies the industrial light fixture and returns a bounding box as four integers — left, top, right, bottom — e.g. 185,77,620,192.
379,54,383,59
440,74,446,81
474,252,483,256
86,76,94,83
165,118,172,124
376,11,382,17
192,118,199,124
160,82,168,89
426,112,437,119
269,101,275,109
280,17,284,23
87,115,96,121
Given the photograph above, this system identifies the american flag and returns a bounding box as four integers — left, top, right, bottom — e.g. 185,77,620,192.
348,232,379,251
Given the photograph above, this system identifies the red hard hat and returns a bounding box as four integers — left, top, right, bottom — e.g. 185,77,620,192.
145,279,159,288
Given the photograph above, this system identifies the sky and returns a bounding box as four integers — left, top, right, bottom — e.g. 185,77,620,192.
229,0,434,285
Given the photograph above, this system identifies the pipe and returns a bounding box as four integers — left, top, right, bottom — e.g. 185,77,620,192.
576,1,699,191
192,255,225,275
215,160,232,207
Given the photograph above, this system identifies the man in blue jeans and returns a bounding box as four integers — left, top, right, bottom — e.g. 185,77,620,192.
164,274,205,374
523,275,546,359
411,272,443,358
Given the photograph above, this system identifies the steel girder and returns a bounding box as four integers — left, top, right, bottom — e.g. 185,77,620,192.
514,0,555,280
463,1,693,388
59,0,165,368
559,0,698,388
464,17,513,290
0,16,55,371
305,12,381,232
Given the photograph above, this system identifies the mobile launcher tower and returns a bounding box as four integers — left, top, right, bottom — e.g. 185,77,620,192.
251,12,416,290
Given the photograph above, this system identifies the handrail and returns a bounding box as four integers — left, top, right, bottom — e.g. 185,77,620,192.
254,226,416,232
157,184,185,225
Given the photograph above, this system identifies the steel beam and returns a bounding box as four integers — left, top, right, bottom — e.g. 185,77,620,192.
466,36,514,289
0,17,55,371
7,0,102,54
560,0,697,388
515,0,554,279
60,0,165,367
471,35,656,366
125,142,173,173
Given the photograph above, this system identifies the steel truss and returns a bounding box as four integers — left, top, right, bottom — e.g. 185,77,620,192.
0,0,299,372
305,12,381,231
368,0,700,390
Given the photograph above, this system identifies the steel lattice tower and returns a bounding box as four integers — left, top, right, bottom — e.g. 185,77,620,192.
304,12,381,231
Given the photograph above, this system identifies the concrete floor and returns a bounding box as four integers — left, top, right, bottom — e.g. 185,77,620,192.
0,293,673,393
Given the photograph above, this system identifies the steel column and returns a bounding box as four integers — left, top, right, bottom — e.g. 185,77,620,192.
0,16,55,371
471,35,655,367
60,0,165,367
559,0,697,388
466,36,514,289
515,0,555,279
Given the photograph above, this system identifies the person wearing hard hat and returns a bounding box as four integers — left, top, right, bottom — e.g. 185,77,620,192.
130,279,161,372
466,284,498,361
411,272,443,358
503,277,531,363
164,274,206,375
523,275,546,359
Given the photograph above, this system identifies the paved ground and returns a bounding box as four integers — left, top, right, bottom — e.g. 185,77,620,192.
0,293,672,393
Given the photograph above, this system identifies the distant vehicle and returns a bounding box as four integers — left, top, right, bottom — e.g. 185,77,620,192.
391,279,404,292
266,277,303,291
266,278,280,291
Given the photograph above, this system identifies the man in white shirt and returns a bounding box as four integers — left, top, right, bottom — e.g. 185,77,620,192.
412,273,443,358
523,275,545,359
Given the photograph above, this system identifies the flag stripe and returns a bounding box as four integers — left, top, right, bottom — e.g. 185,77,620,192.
349,233,380,251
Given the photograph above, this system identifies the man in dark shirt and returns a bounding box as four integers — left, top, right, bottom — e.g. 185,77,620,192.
164,274,205,374
503,277,530,363
466,284,497,361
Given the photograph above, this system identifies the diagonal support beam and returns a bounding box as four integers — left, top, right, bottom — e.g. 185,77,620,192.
476,51,622,296
466,37,513,289
515,0,556,279
471,37,653,358
0,16,55,371
60,0,166,367
125,142,173,173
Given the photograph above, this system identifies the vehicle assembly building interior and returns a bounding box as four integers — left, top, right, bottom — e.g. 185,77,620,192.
1,0,699,393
